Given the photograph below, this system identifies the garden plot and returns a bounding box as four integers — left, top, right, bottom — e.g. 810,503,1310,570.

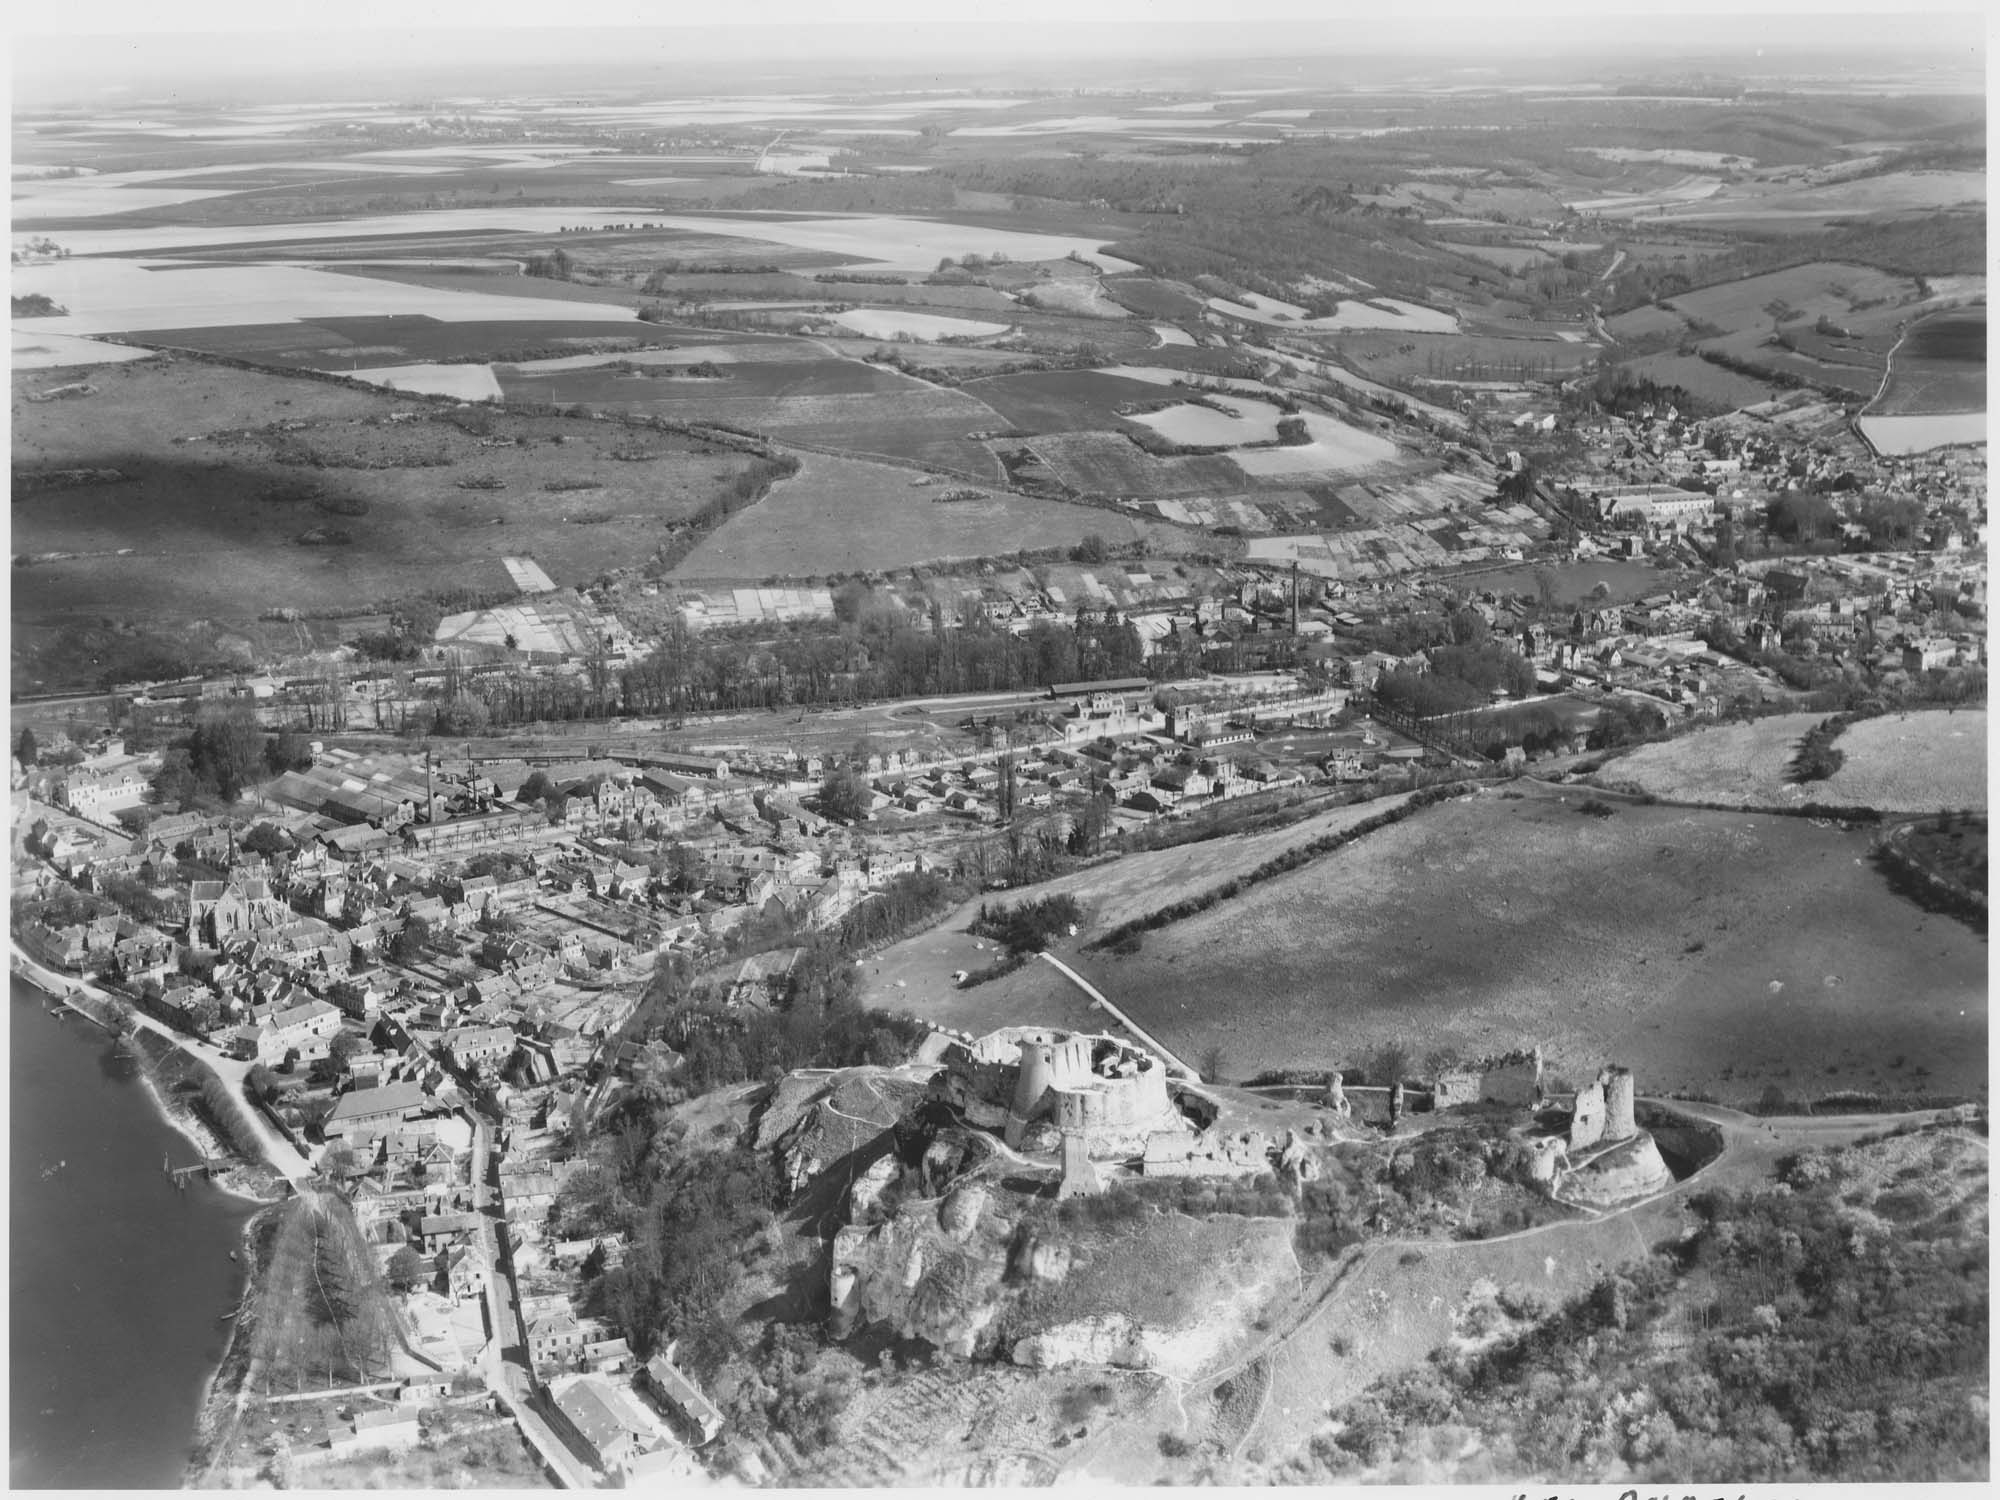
831,308,1011,340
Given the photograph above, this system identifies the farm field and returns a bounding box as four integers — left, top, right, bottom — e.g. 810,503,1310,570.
1102,276,1207,321
494,354,926,406
1815,712,1988,813
1018,787,1988,1105
11,257,653,340
964,368,1194,433
1437,241,1552,272
115,315,694,372
1595,710,1987,815
1857,412,1989,455
1025,432,1247,497
1667,262,1919,330
1323,331,1594,382
1613,351,1781,410
10,357,767,629
666,448,1180,578
1866,308,1985,417
830,308,1011,340
1207,292,1459,335
1651,168,1987,223
852,790,1417,1035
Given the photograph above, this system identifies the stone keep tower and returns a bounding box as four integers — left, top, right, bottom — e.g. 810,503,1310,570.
1603,1065,1636,1142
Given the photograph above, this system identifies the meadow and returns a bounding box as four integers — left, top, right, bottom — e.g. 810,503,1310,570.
666,448,1183,578
10,358,766,627
1596,709,1987,816
1613,351,1781,410
1047,787,1987,1104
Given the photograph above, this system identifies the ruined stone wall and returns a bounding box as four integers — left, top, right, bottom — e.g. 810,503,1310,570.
1434,1048,1544,1111
1050,1059,1172,1135
1604,1066,1636,1141
1568,1077,1607,1152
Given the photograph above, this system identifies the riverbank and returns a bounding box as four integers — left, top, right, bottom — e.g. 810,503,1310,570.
9,977,260,1487
10,942,314,1187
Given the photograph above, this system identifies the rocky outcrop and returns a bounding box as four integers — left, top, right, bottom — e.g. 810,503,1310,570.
1011,1314,1161,1371
1559,1133,1673,1209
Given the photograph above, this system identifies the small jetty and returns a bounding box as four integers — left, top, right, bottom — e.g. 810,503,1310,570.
163,1154,221,1189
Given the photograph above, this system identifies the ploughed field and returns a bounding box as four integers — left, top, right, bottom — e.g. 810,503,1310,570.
870,786,1987,1106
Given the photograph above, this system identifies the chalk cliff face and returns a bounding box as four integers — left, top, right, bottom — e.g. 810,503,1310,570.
1559,1134,1674,1208
825,1121,1303,1376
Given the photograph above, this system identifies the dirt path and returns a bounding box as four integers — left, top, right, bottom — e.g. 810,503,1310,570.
1059,1101,1972,1482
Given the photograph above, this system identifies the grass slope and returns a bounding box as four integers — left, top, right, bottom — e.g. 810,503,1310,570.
1598,710,1987,815
1044,786,1986,1103
11,356,763,627
668,448,1179,578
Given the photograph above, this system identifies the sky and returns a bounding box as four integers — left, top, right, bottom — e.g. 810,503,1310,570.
9,3,1986,104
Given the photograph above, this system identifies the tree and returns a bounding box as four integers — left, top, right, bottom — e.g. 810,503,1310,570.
246,1064,280,1106
14,727,37,767
263,729,314,775
518,771,553,805
391,916,432,965
1069,533,1110,565
386,1244,428,1294
239,821,289,857
818,766,870,824
186,707,264,801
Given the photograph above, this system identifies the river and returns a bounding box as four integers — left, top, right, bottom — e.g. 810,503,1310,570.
9,978,255,1488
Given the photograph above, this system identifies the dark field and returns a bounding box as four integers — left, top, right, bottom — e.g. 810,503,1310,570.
120,315,693,371
1870,309,1987,416
891,787,1987,1107
962,369,1181,433
495,356,926,405
1026,430,1246,497
10,358,763,655
1101,276,1207,321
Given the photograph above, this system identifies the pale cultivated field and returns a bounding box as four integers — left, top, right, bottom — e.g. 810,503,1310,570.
1151,323,1196,346
1206,293,1459,334
10,259,642,335
1858,413,1988,455
11,330,158,369
591,213,1141,275
344,362,506,400
1594,714,1822,806
831,308,1012,340
13,207,688,258
1134,398,1287,446
1230,413,1400,475
1816,711,1987,812
1598,709,1987,815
